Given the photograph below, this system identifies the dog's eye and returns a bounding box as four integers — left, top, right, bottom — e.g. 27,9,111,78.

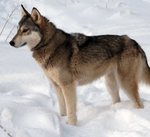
22,28,29,33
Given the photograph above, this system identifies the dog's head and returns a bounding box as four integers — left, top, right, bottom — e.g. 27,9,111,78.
9,5,43,50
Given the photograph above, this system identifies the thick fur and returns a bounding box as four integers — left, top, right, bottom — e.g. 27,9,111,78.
10,6,150,125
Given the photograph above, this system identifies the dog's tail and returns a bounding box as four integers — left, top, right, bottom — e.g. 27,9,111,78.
135,41,150,85
142,56,150,85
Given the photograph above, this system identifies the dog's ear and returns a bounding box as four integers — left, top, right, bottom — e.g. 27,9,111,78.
21,4,30,17
31,7,42,25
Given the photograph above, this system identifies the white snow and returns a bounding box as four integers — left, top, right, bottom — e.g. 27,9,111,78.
0,0,150,137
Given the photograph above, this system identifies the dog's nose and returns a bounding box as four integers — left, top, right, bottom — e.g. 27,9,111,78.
9,41,15,46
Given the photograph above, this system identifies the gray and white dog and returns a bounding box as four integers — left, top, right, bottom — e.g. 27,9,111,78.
10,5,150,125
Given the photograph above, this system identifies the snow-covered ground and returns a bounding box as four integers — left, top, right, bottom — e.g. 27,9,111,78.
0,0,150,137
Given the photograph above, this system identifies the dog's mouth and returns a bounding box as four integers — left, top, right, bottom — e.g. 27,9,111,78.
21,42,27,47
16,42,27,48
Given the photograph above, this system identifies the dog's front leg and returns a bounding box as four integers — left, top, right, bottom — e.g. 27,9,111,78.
61,82,77,125
52,82,67,116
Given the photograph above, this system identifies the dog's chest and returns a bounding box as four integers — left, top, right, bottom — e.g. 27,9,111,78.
43,64,72,86
44,67,59,82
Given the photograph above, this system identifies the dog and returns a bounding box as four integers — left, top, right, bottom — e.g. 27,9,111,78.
9,5,150,125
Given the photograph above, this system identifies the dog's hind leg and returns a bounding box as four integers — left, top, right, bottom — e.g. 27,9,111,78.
105,72,121,104
119,78,144,108
117,56,144,108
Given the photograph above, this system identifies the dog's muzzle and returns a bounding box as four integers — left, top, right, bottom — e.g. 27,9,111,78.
9,41,27,48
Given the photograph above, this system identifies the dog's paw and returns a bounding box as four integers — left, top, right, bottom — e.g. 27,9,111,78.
134,101,144,109
60,112,67,117
67,116,77,125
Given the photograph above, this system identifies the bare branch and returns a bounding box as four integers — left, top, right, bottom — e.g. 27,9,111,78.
0,5,19,36
5,25,16,42
0,124,13,137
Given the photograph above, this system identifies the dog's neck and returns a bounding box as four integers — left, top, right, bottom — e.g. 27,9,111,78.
31,18,56,51
32,19,69,68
